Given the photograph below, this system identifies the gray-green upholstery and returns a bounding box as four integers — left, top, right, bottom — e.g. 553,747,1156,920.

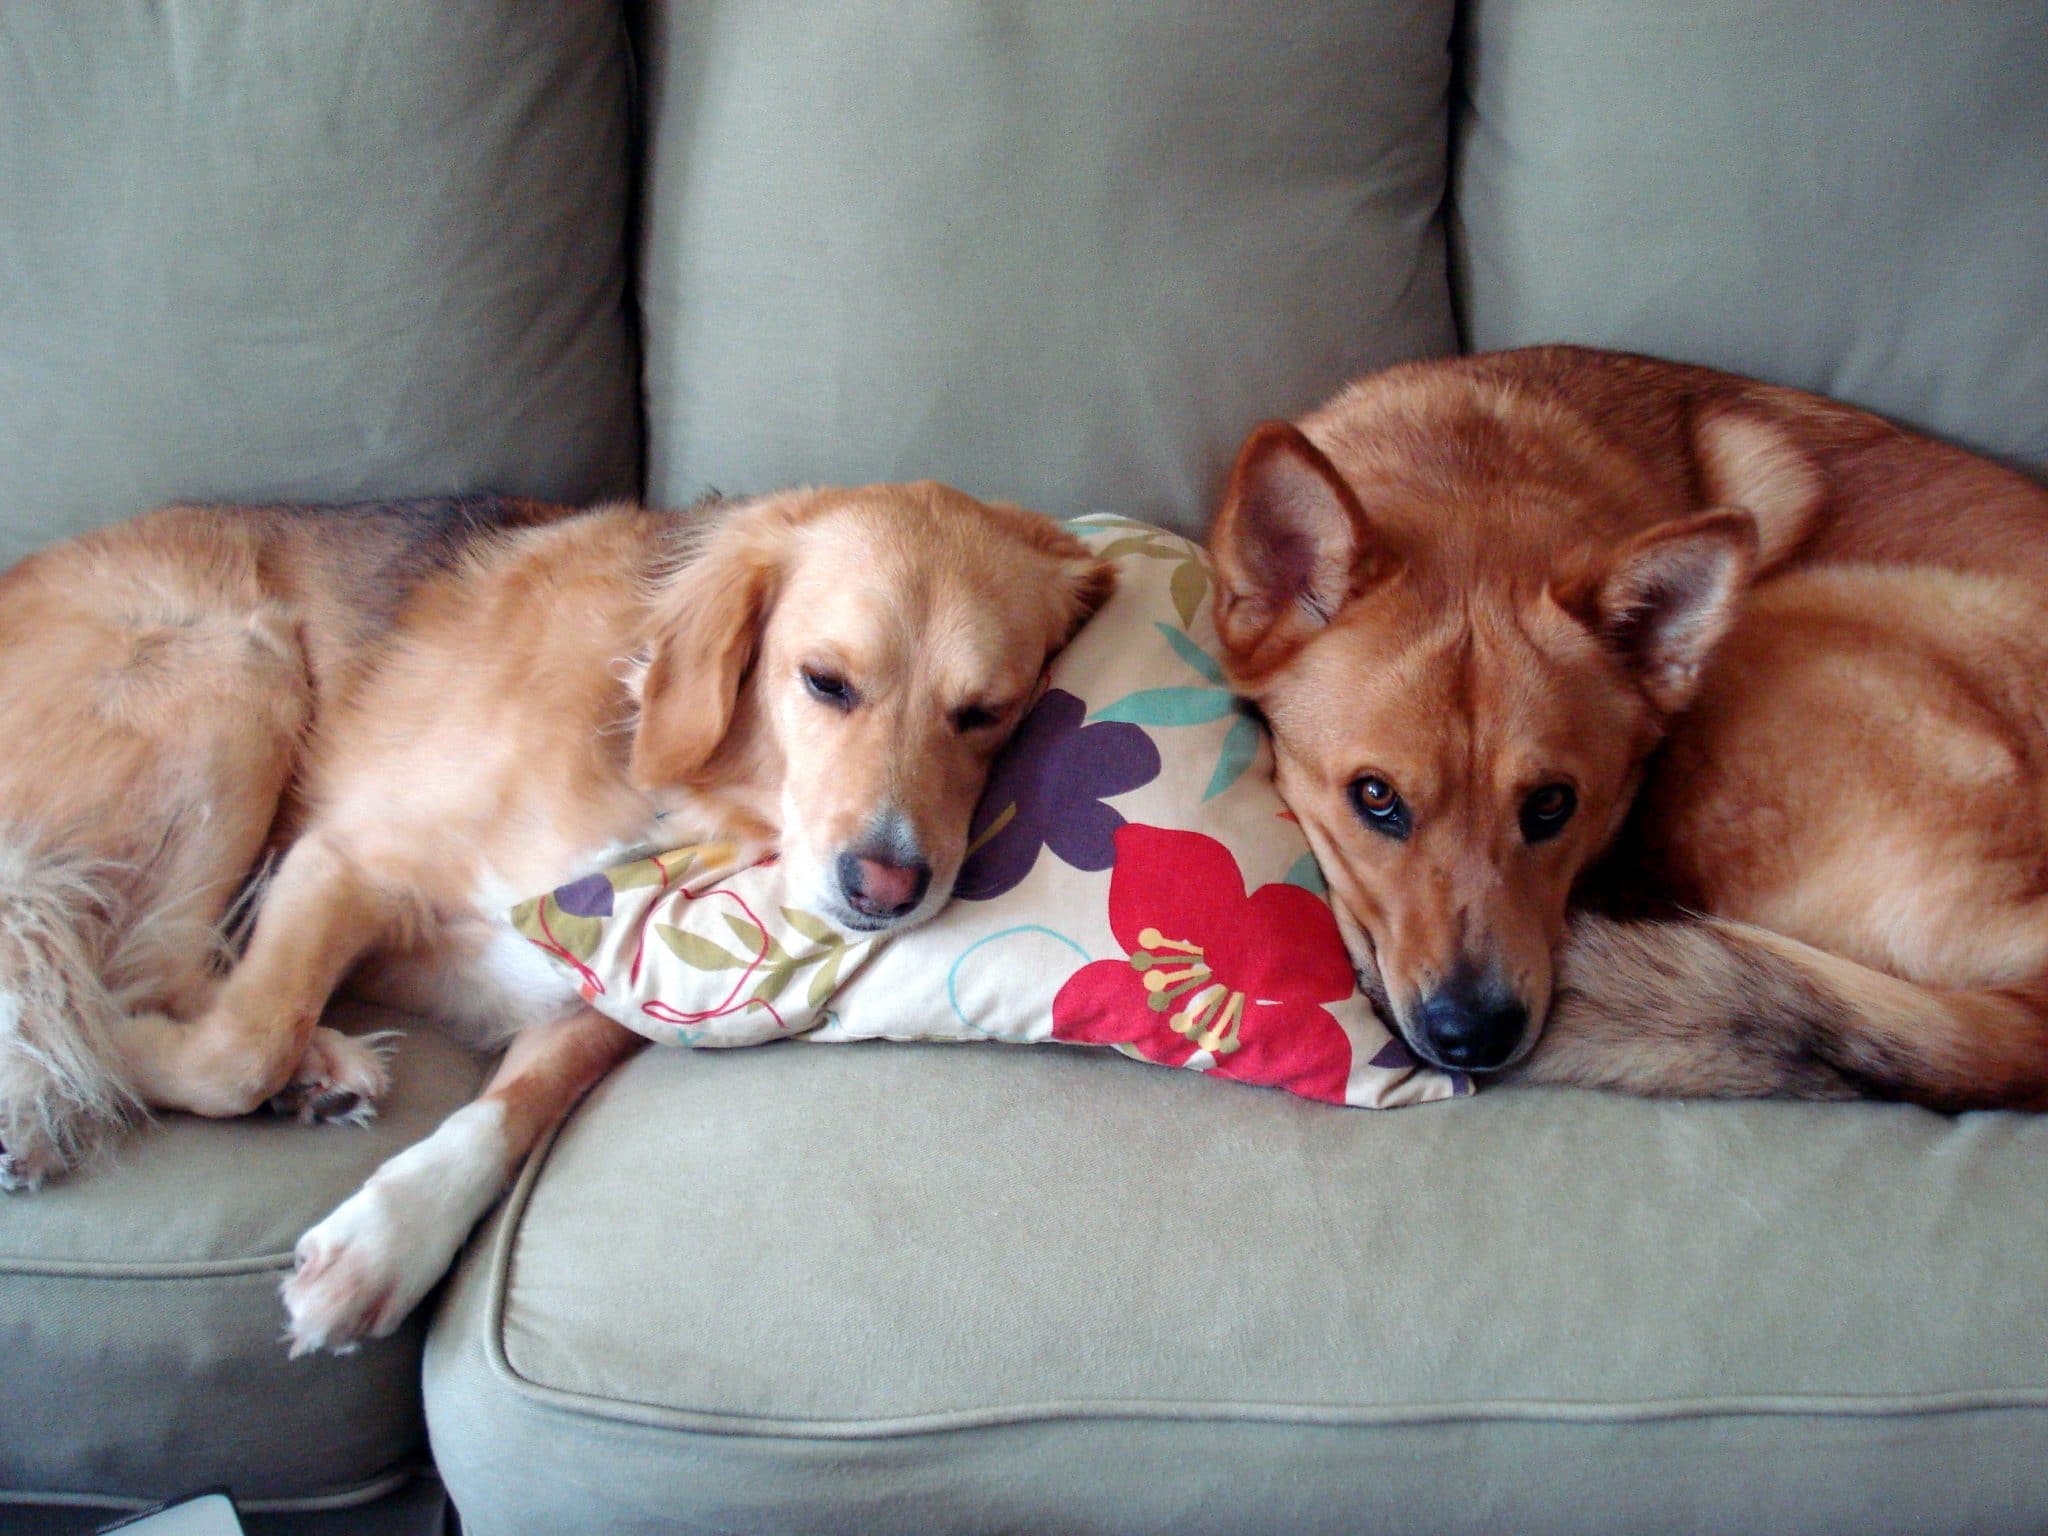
1452,0,2048,472
636,1,1458,534
0,0,639,566
0,3,634,1524
427,1045,2048,1536
3,0,2046,1530
0,1009,483,1523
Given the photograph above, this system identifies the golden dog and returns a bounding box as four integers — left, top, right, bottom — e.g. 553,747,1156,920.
0,485,1110,1350
1211,345,2048,1111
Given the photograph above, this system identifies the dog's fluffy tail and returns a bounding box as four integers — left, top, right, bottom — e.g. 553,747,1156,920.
0,833,143,1185
1513,914,2048,1112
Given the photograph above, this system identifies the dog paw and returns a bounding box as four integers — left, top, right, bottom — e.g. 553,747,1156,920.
283,1181,432,1356
0,1130,65,1192
283,1099,509,1356
268,1027,396,1127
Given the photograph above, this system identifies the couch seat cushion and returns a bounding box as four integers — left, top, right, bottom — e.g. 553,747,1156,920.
0,1005,485,1514
425,1041,2048,1535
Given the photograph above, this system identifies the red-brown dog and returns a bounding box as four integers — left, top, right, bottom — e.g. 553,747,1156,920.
1212,345,2048,1110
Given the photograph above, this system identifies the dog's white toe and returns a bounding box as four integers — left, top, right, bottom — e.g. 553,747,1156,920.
281,1098,510,1356
283,1181,436,1356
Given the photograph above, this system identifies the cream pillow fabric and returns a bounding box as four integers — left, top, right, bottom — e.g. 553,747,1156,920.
511,518,1466,1109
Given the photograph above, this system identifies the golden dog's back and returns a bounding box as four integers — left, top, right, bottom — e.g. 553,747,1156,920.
0,496,607,1183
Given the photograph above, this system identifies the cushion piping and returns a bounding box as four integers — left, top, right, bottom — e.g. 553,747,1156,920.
0,1466,421,1515
479,1118,2048,1440
0,1252,291,1279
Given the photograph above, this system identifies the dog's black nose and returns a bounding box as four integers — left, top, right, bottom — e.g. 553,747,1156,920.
1411,969,1528,1072
837,853,931,921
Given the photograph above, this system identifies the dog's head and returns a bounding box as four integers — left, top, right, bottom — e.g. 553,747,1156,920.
631,482,1113,935
1211,415,1770,1074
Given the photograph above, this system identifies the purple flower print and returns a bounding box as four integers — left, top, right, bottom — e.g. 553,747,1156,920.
956,688,1161,901
551,871,615,918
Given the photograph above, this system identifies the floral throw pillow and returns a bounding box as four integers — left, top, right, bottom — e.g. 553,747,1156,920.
511,517,1468,1109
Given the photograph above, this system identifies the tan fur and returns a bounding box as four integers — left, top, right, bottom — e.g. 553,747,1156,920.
1212,344,2048,1109
0,486,1111,1317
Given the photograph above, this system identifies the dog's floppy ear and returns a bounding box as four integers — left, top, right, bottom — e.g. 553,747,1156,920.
630,513,782,790
1553,510,1760,715
984,500,1119,652
1211,421,1390,679
1046,547,1118,649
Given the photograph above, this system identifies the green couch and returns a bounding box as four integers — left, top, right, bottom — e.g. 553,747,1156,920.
2,3,2045,1532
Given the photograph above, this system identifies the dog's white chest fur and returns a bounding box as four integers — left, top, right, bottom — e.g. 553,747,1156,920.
358,833,662,1048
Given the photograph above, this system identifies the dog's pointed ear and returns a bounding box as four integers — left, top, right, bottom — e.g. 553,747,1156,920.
1553,510,1760,714
630,520,781,790
1693,409,1824,572
1211,421,1389,677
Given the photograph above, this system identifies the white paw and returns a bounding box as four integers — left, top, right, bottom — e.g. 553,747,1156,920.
268,1027,397,1126
283,1179,447,1356
281,1099,509,1357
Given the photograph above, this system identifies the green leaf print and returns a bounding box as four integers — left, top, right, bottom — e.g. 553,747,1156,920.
807,945,850,1009
1283,852,1329,896
1204,712,1262,800
1089,534,1178,561
607,856,676,891
1169,556,1210,629
510,897,604,964
781,906,842,948
750,958,801,1005
722,912,768,956
1090,687,1238,727
656,926,747,971
1154,621,1225,684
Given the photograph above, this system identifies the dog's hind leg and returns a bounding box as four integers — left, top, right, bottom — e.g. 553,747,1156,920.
1,521,335,1169
0,837,137,1190
111,831,400,1121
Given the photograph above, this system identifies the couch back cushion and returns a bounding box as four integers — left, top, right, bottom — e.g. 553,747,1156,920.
635,2,1458,535
1453,0,2048,472
0,0,639,565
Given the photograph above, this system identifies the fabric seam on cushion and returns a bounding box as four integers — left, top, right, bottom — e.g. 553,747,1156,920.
478,1129,2048,1439
1,1022,496,1278
0,1466,421,1514
0,1252,292,1278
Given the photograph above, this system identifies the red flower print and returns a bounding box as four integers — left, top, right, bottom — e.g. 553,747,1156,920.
1052,824,1357,1103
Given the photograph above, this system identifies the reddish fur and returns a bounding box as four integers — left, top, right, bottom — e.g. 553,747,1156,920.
1213,345,2048,1109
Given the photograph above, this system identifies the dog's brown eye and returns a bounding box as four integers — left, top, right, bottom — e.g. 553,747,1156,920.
1520,782,1577,843
802,668,856,709
952,703,999,733
1349,775,1411,840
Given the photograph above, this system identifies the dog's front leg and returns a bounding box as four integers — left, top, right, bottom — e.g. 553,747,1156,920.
281,1006,645,1356
111,833,397,1120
